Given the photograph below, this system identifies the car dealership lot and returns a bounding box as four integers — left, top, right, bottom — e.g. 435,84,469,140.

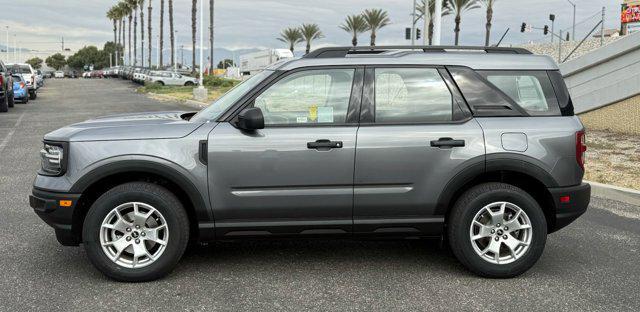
0,79,639,311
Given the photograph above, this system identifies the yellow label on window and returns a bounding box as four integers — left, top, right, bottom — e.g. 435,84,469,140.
309,105,318,122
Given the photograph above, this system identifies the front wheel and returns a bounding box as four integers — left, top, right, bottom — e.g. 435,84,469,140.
82,182,190,282
447,182,547,278
184,81,194,86
29,91,37,100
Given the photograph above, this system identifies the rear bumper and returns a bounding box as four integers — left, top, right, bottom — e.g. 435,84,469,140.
29,188,81,246
548,183,591,233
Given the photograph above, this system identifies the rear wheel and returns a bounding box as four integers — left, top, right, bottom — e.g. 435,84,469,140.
29,91,37,100
83,182,190,282
184,81,194,86
447,182,547,278
0,94,7,112
8,93,14,107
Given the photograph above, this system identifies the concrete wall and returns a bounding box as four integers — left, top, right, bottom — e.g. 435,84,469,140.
559,31,640,114
580,94,640,134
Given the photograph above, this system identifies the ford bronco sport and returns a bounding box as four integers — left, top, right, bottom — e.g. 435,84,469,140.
30,46,590,281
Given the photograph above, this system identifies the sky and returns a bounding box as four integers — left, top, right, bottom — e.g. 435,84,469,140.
0,0,626,54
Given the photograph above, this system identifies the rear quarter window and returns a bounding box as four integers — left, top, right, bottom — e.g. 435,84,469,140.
477,70,560,116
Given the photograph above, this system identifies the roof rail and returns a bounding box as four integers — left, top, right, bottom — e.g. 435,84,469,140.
304,46,533,58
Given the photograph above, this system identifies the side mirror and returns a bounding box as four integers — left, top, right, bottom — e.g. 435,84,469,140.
236,107,265,131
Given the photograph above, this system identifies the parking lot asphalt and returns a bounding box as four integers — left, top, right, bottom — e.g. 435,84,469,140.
0,78,639,311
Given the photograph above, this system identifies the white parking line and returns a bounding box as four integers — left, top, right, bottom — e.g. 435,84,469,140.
0,113,25,153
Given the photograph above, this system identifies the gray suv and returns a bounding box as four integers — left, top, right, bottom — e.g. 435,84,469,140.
30,46,590,281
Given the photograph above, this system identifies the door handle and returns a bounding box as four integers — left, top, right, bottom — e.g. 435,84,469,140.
307,139,343,149
430,137,465,148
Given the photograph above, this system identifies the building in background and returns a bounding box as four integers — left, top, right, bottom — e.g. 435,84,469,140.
239,49,293,77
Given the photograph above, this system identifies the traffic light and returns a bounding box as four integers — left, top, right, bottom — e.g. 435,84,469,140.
543,25,549,35
549,14,555,22
405,27,411,40
416,29,421,40
521,22,527,33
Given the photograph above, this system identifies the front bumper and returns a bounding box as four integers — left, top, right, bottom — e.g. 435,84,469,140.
548,183,591,233
29,188,81,246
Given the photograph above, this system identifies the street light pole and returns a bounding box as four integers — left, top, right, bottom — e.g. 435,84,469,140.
433,0,442,45
199,0,204,87
4,26,8,62
13,35,17,63
567,0,576,40
173,30,178,71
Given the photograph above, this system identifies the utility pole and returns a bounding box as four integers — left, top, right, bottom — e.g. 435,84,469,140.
600,6,605,46
62,36,64,51
411,0,417,46
558,30,563,62
567,0,576,40
180,44,184,67
110,53,113,67
433,0,442,45
13,35,16,63
4,26,8,61
174,30,178,71
157,34,160,68
549,14,556,43
209,0,214,73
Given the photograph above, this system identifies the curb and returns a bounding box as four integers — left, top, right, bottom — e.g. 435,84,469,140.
146,92,209,110
585,180,640,206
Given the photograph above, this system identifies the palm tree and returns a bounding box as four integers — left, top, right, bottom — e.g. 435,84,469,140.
139,0,146,67
417,0,452,45
448,0,481,45
300,23,323,54
123,1,133,65
159,0,165,67
147,0,152,67
340,14,368,47
169,0,175,67
118,2,127,65
107,6,118,65
126,0,139,65
191,0,197,72
362,9,391,46
277,27,303,54
479,0,496,46
210,0,214,72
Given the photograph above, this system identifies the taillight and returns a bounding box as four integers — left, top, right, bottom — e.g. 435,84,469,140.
20,82,25,89
0,75,3,87
576,131,587,170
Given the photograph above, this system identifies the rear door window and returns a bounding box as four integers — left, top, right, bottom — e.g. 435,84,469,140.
374,68,453,123
477,71,560,116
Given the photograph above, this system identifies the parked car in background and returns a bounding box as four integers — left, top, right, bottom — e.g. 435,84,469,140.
0,59,15,112
35,70,45,88
54,71,65,78
12,75,29,103
90,70,104,79
147,71,197,86
7,63,38,100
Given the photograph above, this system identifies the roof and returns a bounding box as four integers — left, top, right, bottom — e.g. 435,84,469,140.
272,46,559,71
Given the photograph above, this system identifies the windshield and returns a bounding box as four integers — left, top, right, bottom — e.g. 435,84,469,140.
191,70,274,122
10,65,32,74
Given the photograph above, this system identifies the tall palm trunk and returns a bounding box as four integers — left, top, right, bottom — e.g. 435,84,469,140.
370,31,376,46
484,6,493,46
148,1,152,67
112,19,118,65
134,9,138,66
140,4,145,67
169,0,174,67
128,15,132,65
209,0,214,72
454,15,461,45
428,20,434,45
159,0,164,68
191,0,197,73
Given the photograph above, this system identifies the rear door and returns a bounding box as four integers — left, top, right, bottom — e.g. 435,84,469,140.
353,66,485,236
207,67,364,238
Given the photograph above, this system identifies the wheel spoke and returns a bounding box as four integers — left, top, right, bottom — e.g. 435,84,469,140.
503,235,526,252
132,203,150,225
471,221,493,241
144,224,168,246
482,238,501,256
488,202,506,225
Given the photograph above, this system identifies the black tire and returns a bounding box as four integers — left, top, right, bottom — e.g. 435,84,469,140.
8,93,14,107
23,96,29,104
0,95,7,112
29,91,37,100
447,182,547,278
184,81,194,86
83,182,190,282
157,81,165,86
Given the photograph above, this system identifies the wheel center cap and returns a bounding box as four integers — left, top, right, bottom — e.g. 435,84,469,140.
497,229,504,236
132,231,139,238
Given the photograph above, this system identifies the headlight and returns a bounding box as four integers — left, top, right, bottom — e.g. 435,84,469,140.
40,142,66,176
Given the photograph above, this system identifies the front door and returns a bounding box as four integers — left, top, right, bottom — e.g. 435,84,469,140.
208,67,363,238
353,67,485,236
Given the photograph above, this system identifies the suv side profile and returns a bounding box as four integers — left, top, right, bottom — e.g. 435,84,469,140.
30,46,590,281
